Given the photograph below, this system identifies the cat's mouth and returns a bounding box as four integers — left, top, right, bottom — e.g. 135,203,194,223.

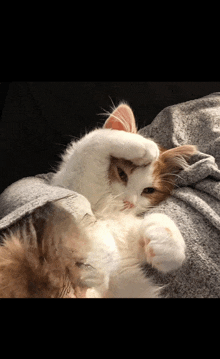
122,200,148,217
123,200,135,209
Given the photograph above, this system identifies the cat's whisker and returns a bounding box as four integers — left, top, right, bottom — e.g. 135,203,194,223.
159,179,181,189
159,172,183,179
97,110,111,117
159,179,175,186
108,96,116,112
98,101,116,119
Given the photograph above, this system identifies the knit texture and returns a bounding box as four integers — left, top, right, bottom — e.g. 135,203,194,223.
139,92,220,297
0,174,92,231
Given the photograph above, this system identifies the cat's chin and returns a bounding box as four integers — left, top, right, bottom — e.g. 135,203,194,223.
122,206,143,216
120,202,149,216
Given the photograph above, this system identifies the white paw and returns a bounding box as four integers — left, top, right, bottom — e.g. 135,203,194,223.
131,137,160,166
141,214,185,273
107,131,159,166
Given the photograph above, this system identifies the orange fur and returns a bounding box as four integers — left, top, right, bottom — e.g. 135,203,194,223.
105,103,197,210
0,232,65,298
0,203,92,298
108,142,197,208
149,145,197,206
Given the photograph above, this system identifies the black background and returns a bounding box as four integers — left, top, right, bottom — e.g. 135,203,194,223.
1,81,220,194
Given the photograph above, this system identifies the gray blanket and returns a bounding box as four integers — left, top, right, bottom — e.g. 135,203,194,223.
1,92,220,297
139,92,220,297
0,173,93,231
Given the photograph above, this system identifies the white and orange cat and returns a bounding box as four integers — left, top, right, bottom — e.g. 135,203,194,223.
52,103,195,214
49,103,197,297
0,102,197,298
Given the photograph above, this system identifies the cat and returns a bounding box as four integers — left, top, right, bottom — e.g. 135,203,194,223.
50,102,197,297
52,102,196,215
0,103,197,297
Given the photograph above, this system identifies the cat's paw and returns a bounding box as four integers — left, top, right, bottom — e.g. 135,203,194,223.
140,214,185,273
131,137,160,166
106,131,159,166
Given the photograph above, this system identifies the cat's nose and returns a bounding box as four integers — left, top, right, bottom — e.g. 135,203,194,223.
123,200,135,209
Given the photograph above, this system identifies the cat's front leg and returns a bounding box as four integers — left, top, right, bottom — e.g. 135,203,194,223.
101,130,160,166
140,213,186,273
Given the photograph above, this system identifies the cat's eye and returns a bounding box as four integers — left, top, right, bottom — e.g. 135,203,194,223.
75,262,93,269
142,187,155,195
117,167,128,183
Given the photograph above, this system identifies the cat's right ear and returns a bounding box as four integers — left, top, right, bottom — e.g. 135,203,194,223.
103,103,137,133
160,145,198,173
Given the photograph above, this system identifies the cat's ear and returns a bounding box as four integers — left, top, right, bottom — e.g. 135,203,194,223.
160,145,197,172
103,103,137,133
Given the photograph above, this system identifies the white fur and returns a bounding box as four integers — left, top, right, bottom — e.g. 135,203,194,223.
73,208,185,298
51,104,186,297
75,208,163,298
52,128,159,213
141,213,186,272
110,164,155,212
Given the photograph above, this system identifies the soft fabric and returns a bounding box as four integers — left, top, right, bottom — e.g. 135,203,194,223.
139,92,220,297
0,173,93,231
0,92,220,297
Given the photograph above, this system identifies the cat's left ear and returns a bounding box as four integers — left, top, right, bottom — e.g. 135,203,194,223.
103,103,137,133
160,145,197,172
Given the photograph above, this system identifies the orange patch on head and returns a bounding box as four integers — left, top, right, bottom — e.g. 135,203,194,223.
147,144,197,207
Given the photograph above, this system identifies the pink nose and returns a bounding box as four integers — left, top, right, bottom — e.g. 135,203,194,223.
123,201,135,209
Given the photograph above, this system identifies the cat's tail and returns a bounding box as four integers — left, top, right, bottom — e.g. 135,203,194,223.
0,232,27,297
0,230,69,298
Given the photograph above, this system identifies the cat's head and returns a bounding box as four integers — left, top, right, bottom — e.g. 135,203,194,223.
104,102,197,214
